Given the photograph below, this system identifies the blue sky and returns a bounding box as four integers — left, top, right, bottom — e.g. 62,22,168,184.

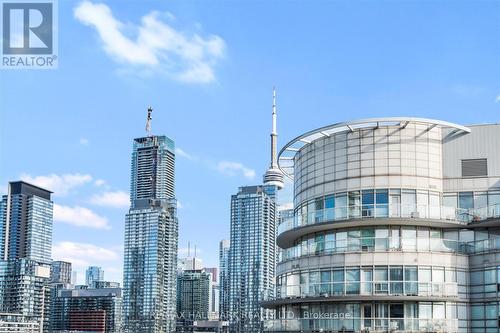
0,0,499,284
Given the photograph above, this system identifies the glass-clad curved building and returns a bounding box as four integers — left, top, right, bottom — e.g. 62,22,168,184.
263,118,500,333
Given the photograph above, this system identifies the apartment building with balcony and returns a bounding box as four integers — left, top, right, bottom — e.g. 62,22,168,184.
263,118,500,333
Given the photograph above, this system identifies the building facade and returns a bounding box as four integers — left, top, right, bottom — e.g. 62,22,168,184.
228,186,278,333
0,181,53,331
263,118,500,333
51,261,72,284
85,265,104,286
219,239,230,320
205,267,220,319
123,135,178,333
177,267,212,331
50,287,122,332
0,181,53,264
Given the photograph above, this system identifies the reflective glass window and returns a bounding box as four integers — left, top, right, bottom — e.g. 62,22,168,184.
458,192,473,209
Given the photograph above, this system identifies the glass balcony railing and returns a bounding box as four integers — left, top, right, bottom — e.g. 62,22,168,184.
278,236,500,262
278,204,500,236
264,282,458,301
264,318,458,332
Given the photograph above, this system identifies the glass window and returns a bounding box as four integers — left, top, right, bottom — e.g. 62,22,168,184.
419,303,432,319
375,267,388,281
332,269,344,282
474,193,488,209
376,189,389,204
390,267,403,281
433,303,445,319
375,228,389,250
470,271,483,285
315,198,324,210
307,200,315,214
348,230,361,251
429,192,440,218
443,194,457,208
432,267,444,283
390,266,403,294
471,304,484,320
417,190,428,217
349,191,361,218
375,189,389,217
489,192,500,205
417,228,429,251
404,266,418,295
335,193,348,219
484,269,496,284
485,303,496,319
401,189,416,217
402,227,417,250
390,304,404,318
362,190,374,205
325,195,335,209
321,270,331,282
445,269,456,283
405,303,418,318
361,229,375,249
346,269,360,281
346,271,360,294
332,269,344,295
362,190,374,217
405,267,418,281
419,267,431,282
458,192,473,209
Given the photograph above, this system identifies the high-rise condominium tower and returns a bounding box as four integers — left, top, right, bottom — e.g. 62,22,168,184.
264,118,500,333
123,128,179,332
0,181,53,332
0,181,53,264
228,89,283,332
218,239,230,320
85,265,104,286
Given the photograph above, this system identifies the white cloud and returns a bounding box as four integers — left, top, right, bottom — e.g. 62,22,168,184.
89,191,129,208
216,161,256,180
54,204,110,229
94,179,106,187
177,200,183,209
79,137,89,146
495,95,500,103
74,1,225,83
175,147,195,160
53,241,122,284
53,241,120,266
20,173,92,196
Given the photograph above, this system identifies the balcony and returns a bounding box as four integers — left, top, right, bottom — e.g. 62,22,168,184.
279,235,500,262
264,282,458,302
264,318,458,332
278,204,500,237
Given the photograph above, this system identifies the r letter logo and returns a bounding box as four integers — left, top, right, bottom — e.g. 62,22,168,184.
1,1,58,69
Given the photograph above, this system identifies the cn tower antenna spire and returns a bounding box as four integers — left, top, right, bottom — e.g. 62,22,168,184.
272,86,277,135
263,86,284,189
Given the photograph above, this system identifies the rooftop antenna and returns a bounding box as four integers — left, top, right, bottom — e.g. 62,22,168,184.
194,245,197,258
145,106,153,136
187,241,191,257
271,86,277,167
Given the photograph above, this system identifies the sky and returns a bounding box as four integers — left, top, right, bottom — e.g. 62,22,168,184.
0,0,499,284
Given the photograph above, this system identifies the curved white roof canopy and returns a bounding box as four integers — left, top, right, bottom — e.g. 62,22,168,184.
278,117,471,180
